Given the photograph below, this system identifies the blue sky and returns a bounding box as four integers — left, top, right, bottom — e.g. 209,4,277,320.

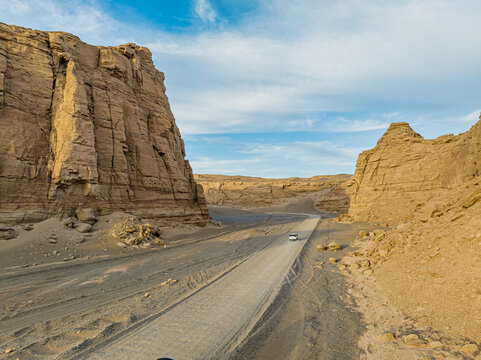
1,0,480,177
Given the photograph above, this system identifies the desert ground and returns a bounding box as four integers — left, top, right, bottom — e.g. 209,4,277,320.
2,195,478,359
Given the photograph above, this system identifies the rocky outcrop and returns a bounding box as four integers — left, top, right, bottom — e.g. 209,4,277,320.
347,118,481,343
195,174,351,211
0,23,209,223
347,120,481,224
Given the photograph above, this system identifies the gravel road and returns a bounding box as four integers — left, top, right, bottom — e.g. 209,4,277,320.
84,216,320,360
0,213,307,359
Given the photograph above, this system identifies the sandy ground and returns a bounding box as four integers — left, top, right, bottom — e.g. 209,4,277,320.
4,196,469,360
0,201,312,359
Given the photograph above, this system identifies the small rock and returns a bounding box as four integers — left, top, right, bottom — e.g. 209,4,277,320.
22,263,29,268
75,208,97,224
76,223,92,233
117,242,127,248
459,343,478,354
378,333,395,342
450,213,463,222
69,254,75,260
328,258,338,263
427,340,444,349
316,245,326,251
53,250,59,255
0,226,18,240
5,348,14,354
351,263,360,269
73,235,85,244
153,238,165,246
327,242,342,251
359,230,367,238
140,242,152,248
144,292,150,298
161,279,177,286
22,224,34,231
64,217,76,228
360,259,371,268
48,238,58,244
63,257,69,261
372,229,385,236
402,334,425,347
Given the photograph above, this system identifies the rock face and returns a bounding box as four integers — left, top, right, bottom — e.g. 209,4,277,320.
349,118,481,343
0,23,208,223
194,174,351,212
348,120,481,224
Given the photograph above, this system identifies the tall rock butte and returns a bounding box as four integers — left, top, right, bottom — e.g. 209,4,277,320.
0,23,209,223
347,120,481,224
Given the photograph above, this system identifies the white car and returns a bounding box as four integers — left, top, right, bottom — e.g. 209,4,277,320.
288,233,298,241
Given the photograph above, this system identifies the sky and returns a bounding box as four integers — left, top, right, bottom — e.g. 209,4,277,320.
1,0,480,177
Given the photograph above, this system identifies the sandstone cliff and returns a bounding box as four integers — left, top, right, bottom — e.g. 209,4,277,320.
195,174,351,212
348,120,481,224
346,118,481,344
0,23,209,223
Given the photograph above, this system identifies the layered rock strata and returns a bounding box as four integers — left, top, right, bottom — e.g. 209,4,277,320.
348,120,481,224
195,174,351,212
0,23,208,223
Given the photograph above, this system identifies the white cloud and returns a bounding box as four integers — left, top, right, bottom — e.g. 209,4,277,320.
193,0,217,24
3,0,480,136
456,109,481,123
190,140,362,177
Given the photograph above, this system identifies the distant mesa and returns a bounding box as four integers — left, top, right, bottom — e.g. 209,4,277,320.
194,174,352,213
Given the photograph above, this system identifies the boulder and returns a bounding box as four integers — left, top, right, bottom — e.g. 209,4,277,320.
76,223,92,233
75,209,96,225
327,242,342,251
378,333,395,342
64,217,76,228
72,235,85,244
459,343,478,354
402,334,425,347
0,225,17,240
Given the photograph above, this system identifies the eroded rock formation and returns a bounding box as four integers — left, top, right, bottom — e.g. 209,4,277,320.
0,23,208,223
347,118,481,343
195,174,351,212
348,120,481,224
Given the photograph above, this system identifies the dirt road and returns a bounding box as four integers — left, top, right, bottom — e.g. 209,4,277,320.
0,212,307,359
1,204,369,360
84,216,320,360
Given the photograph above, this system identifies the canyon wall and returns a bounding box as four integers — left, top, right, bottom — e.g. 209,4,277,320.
0,23,209,223
347,120,481,224
195,174,351,212
348,119,481,343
